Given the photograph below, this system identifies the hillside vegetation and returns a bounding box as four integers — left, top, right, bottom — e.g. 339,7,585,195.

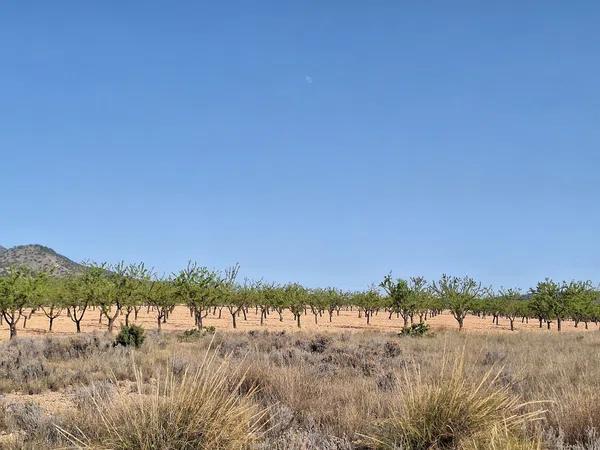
0,244,81,276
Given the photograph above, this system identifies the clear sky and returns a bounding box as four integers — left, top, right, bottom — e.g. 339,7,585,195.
1,2,599,290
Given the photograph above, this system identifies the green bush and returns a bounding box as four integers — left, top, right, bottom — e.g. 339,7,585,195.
114,324,145,348
399,323,431,337
178,326,216,342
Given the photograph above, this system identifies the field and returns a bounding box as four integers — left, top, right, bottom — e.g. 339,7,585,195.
1,306,595,340
0,317,599,449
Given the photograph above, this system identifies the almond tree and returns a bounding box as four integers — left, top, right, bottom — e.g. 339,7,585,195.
433,274,482,330
0,267,37,339
255,282,276,326
285,283,306,328
561,281,595,329
308,289,327,325
99,262,131,333
174,262,220,330
40,277,65,332
380,274,412,327
530,279,560,330
324,287,343,322
498,288,524,331
148,278,175,331
122,263,151,326
66,265,104,333
568,281,596,329
220,265,247,329
408,276,430,324
354,288,381,325
225,285,248,329
269,284,287,322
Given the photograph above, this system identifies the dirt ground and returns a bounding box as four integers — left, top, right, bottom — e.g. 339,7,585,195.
0,306,594,340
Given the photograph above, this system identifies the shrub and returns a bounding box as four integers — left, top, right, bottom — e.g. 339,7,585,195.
114,324,145,348
308,335,330,353
178,327,215,342
58,351,266,449
383,341,402,358
364,354,544,449
399,323,431,337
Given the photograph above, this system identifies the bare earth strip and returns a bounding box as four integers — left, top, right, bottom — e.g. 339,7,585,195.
0,306,594,339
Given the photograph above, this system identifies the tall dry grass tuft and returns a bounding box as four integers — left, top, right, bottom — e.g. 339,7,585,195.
544,386,600,446
58,349,266,450
364,351,544,449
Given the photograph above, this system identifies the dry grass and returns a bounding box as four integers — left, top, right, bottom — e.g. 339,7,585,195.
363,351,544,449
0,330,598,449
58,349,266,449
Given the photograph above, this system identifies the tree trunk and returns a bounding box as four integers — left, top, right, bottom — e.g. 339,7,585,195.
49,317,54,332
107,317,116,333
9,323,17,339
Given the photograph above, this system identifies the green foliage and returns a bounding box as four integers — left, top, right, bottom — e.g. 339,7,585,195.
433,275,483,330
173,262,223,330
178,326,215,341
114,324,145,348
381,274,412,325
2,257,600,336
399,322,431,337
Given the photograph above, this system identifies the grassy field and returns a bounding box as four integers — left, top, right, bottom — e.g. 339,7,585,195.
0,327,599,449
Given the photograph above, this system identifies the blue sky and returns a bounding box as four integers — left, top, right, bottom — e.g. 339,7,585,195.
1,2,599,290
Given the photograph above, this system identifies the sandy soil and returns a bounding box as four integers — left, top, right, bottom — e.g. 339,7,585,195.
0,306,594,340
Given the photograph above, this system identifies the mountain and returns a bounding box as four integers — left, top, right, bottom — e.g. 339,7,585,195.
0,244,82,276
